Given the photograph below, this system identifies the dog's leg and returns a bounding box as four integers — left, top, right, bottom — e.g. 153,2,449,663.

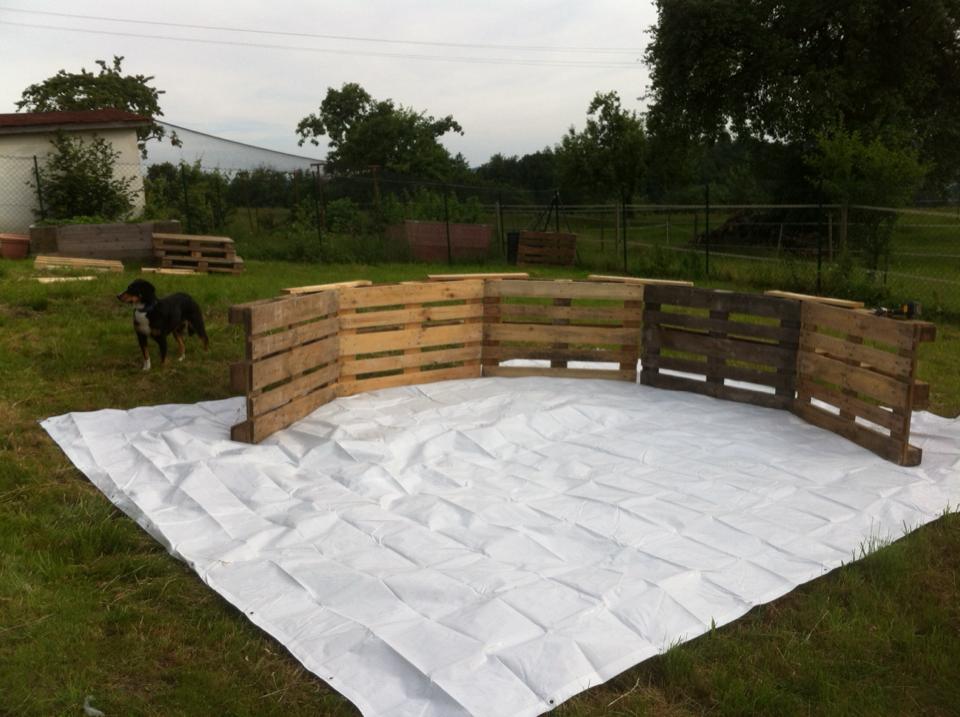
137,333,151,371
155,335,168,364
174,332,186,362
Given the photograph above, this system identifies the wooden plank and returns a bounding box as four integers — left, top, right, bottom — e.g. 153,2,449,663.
141,267,198,275
656,326,795,367
799,330,912,377
339,280,484,309
427,272,529,281
793,401,919,466
251,336,339,391
342,345,480,376
341,323,483,356
248,316,338,360
796,377,900,432
249,363,340,417
34,255,123,272
645,285,800,320
338,364,480,397
282,280,372,295
152,232,235,246
231,291,338,334
485,323,639,345
238,384,338,443
764,290,864,309
802,302,917,348
645,354,792,389
482,365,634,381
646,309,799,343
486,279,645,301
33,275,97,283
339,303,483,330
588,274,694,287
481,345,634,364
490,303,639,324
797,351,909,410
640,371,790,409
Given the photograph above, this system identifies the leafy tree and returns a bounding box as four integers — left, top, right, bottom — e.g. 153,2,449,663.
17,56,178,158
644,0,960,188
36,132,138,221
556,91,646,203
473,149,559,201
296,83,464,180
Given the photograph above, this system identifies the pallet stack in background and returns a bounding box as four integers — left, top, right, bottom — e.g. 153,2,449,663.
151,233,244,274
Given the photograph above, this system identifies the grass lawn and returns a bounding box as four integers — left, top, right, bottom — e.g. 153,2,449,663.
1,258,958,716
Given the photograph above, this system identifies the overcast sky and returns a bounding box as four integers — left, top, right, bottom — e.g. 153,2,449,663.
0,1,657,167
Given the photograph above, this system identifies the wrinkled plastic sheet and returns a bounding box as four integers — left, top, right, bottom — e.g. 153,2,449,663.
42,375,960,717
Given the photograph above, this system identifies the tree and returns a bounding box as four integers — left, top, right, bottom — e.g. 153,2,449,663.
296,83,464,180
556,91,646,203
644,0,960,188
36,132,138,221
17,56,178,158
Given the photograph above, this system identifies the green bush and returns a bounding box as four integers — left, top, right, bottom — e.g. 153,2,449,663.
35,132,138,221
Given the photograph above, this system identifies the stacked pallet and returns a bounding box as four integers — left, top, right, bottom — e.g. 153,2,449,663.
516,231,577,266
34,255,123,272
152,233,244,274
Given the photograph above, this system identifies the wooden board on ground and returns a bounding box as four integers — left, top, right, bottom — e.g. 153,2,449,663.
282,280,372,295
33,275,97,283
34,255,123,272
588,274,694,287
427,272,529,281
141,267,199,276
793,300,936,466
764,290,865,309
640,284,801,410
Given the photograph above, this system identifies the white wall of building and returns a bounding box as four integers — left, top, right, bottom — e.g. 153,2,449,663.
0,127,145,233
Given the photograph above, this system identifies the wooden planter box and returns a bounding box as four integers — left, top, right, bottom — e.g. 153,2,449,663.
29,220,181,261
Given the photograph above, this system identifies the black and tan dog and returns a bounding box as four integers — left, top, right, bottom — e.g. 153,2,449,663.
117,279,208,370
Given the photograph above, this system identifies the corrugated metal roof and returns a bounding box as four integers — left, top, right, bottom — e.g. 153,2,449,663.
0,109,151,128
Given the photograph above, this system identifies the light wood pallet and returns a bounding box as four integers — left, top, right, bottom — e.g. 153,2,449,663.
152,232,244,274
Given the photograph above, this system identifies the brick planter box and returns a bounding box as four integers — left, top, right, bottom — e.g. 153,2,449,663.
29,220,181,261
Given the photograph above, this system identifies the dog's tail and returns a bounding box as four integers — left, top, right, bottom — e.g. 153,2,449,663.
186,300,209,350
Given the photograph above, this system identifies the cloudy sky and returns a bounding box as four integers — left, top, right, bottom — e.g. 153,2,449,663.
0,1,657,167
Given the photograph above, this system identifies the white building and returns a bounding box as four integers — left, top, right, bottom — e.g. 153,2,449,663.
0,109,149,233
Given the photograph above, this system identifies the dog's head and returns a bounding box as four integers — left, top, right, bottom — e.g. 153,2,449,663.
117,279,157,308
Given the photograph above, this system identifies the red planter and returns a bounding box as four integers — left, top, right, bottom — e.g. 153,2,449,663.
0,233,30,260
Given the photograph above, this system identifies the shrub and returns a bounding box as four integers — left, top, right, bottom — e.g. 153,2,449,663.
35,132,138,221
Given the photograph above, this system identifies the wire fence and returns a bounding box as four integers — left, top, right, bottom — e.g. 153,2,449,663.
3,153,960,317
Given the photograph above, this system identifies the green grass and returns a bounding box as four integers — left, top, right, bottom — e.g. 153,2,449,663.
1,257,958,716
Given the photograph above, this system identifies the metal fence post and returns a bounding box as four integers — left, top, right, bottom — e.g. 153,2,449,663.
443,189,452,265
312,164,323,249
817,190,824,294
32,155,46,220
621,194,628,273
180,164,193,234
704,183,711,277
497,191,504,255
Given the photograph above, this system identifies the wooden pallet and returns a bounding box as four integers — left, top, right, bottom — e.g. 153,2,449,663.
152,232,244,274
516,232,577,266
641,285,801,410
793,303,936,465
34,255,123,272
482,279,644,382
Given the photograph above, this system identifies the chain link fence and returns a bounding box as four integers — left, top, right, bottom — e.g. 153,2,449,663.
3,155,959,317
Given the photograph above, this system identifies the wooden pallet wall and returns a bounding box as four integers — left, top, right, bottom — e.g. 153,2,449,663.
482,279,644,382
793,302,935,465
336,280,485,397
229,290,340,443
641,285,801,409
516,231,577,266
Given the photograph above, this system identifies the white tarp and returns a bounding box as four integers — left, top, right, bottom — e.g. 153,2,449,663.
42,376,960,717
